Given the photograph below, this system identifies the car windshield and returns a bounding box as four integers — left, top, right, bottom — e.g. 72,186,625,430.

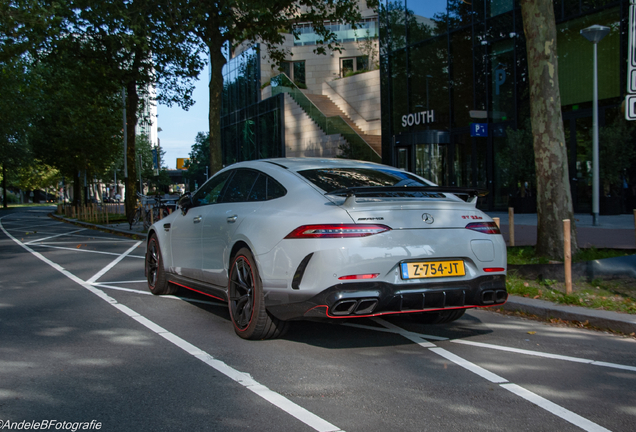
298,168,435,196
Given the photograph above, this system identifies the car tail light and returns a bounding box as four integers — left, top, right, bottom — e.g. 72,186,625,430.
338,273,380,280
466,222,501,234
285,224,391,239
483,267,505,273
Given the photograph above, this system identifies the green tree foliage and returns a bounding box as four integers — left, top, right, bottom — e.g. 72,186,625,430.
27,43,123,205
1,0,206,218
12,161,60,201
67,0,205,220
0,57,33,208
184,132,210,192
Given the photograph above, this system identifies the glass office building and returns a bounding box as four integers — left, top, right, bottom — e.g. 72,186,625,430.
379,0,628,212
221,45,285,166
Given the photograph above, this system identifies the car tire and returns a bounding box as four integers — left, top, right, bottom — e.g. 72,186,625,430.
228,247,289,340
413,308,466,325
146,234,177,295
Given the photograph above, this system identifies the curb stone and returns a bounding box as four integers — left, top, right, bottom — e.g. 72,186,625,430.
49,213,147,240
502,295,636,335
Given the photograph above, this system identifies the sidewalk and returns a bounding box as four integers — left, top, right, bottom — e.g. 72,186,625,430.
49,211,636,335
488,212,636,249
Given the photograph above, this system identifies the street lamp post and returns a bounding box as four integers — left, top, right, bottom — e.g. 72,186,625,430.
581,24,610,226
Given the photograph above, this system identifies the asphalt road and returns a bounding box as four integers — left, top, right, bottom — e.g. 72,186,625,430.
1,208,635,432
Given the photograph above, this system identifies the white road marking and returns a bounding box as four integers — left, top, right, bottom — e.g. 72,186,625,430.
37,239,134,244
4,222,61,230
86,241,142,284
0,216,344,432
501,383,611,432
372,318,613,431
428,347,509,383
97,280,148,284
92,284,155,295
451,339,636,372
343,321,449,340
92,283,226,307
23,228,86,244
29,243,145,258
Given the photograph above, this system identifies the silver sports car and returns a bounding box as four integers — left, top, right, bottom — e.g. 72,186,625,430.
145,158,507,339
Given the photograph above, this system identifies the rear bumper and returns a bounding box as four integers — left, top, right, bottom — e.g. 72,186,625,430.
267,275,507,321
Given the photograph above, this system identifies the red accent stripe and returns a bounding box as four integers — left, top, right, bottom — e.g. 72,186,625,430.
168,280,226,302
305,301,508,319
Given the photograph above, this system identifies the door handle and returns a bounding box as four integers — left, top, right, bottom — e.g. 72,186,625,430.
193,216,202,223
227,215,238,223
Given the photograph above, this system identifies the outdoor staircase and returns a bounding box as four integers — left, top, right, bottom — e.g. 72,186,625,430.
304,94,381,157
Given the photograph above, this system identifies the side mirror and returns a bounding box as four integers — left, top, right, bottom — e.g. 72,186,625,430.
178,193,193,215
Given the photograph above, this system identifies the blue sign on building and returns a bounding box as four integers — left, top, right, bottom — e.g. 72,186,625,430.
470,123,488,137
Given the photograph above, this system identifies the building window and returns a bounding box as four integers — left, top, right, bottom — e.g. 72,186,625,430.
292,18,378,46
340,56,369,77
281,61,306,88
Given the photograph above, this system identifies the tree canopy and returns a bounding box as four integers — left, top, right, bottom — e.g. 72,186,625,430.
0,0,206,215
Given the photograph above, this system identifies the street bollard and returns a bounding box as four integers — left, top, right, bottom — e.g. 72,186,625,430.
564,219,572,295
633,209,636,247
508,207,515,247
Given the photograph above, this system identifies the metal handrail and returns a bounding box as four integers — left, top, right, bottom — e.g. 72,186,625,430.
270,73,381,162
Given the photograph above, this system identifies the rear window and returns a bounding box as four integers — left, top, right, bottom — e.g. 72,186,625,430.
298,168,432,194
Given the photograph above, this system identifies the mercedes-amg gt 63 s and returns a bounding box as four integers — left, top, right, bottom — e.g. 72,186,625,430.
145,158,507,339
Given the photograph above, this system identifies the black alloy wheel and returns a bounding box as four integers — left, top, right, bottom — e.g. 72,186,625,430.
228,247,289,340
146,234,177,295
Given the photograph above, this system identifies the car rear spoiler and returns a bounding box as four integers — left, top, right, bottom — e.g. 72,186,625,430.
326,186,488,207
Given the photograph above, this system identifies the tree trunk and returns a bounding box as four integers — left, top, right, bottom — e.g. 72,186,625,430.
73,172,81,207
208,42,226,176
521,0,578,258
2,162,7,209
124,80,139,224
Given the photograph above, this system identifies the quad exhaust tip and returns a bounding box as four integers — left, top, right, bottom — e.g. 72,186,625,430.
332,298,379,316
481,289,508,305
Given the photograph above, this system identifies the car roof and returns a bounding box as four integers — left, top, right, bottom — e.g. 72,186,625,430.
231,158,392,173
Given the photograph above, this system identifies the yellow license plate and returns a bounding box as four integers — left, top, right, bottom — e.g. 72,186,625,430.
400,260,465,279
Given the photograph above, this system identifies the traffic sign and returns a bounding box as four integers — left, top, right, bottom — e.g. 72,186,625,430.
625,95,636,121
628,4,636,115
470,123,488,137
631,5,636,67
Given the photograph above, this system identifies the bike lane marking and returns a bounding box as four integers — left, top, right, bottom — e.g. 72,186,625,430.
0,215,344,432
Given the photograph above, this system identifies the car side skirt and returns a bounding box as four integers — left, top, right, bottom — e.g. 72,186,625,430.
167,274,228,303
